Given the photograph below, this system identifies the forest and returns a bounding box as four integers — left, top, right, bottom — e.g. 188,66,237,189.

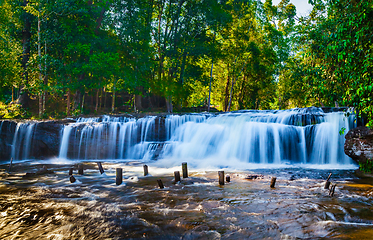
0,0,372,126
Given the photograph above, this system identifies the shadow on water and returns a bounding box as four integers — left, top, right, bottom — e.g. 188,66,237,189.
0,161,372,240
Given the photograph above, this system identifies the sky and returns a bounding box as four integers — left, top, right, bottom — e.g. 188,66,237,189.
270,0,313,17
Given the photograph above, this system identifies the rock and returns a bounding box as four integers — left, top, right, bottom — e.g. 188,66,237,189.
0,120,65,160
31,121,63,159
22,166,54,178
0,121,17,160
245,174,264,180
344,126,373,166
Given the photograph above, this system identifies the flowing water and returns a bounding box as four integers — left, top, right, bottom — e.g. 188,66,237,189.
1,108,372,239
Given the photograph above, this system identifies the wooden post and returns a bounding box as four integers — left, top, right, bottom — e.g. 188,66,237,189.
116,168,122,185
174,171,181,183
270,177,277,188
329,184,336,197
78,164,84,175
70,175,76,183
218,171,225,185
97,162,104,174
324,173,332,189
8,157,13,173
157,179,164,189
226,175,230,183
182,162,188,178
324,181,331,189
143,165,148,176
69,168,73,176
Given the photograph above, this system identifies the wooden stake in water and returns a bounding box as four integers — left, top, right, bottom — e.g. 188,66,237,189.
8,157,13,173
182,162,188,178
329,184,337,197
78,164,84,175
97,162,104,174
69,168,73,176
324,173,332,189
226,175,231,183
143,165,148,176
116,168,123,185
174,171,181,182
157,179,164,189
218,171,225,185
270,177,277,188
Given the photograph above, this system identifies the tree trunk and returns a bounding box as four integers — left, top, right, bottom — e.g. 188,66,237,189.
166,96,173,113
224,70,230,112
227,61,246,112
99,88,103,110
135,95,142,111
227,76,235,112
103,87,107,110
81,92,85,112
238,75,246,109
95,89,99,112
43,27,48,115
74,90,81,112
38,15,43,118
66,89,71,116
208,58,214,112
19,0,32,108
112,81,116,112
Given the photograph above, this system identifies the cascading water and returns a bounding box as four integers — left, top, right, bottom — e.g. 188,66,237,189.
158,108,354,168
58,115,163,160
10,122,38,160
56,107,355,168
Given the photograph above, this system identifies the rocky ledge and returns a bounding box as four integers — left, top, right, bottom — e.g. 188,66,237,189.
344,126,373,166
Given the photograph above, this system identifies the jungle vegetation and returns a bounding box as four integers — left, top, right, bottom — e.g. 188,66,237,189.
0,0,372,126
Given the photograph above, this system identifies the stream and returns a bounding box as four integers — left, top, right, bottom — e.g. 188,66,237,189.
1,108,372,239
1,161,372,240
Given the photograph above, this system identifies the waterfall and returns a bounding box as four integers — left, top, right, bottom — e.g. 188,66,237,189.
55,108,354,168
10,122,37,160
58,116,161,160
158,108,354,167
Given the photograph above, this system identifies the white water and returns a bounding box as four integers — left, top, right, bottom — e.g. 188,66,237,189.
10,122,37,160
158,111,353,168
55,108,355,169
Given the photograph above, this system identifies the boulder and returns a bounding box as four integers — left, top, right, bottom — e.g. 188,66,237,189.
0,121,17,160
344,126,373,165
31,121,64,159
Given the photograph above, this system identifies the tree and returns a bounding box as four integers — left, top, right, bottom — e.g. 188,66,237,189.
0,0,22,101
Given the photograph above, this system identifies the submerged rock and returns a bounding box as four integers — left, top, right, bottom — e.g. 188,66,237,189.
245,174,264,180
344,126,373,166
23,166,54,178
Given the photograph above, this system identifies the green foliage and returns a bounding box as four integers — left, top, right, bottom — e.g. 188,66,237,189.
0,0,371,121
359,159,373,173
0,0,22,90
339,127,346,135
280,0,373,123
0,102,28,119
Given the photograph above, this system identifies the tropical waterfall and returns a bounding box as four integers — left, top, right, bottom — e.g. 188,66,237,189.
55,107,354,166
10,122,38,160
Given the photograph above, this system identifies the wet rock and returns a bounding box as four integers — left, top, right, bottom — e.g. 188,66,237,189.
182,230,221,240
23,166,54,178
344,126,373,166
0,121,17,160
245,174,264,180
31,121,63,159
0,120,65,160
